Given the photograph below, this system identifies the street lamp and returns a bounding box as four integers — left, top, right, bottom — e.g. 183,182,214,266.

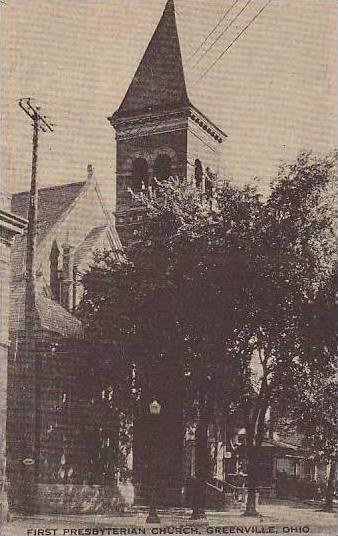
146,400,161,524
149,400,161,416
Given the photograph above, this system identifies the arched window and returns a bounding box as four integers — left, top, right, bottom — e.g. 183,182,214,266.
132,158,149,192
194,159,203,188
50,240,61,302
205,166,214,197
154,154,172,181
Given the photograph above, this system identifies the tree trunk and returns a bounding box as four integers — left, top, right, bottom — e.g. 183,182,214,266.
243,381,270,517
323,458,336,513
243,447,259,517
191,397,209,520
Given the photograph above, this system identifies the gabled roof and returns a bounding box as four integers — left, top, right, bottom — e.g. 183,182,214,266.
9,280,83,338
11,181,85,243
9,176,116,339
74,224,107,266
262,437,300,451
113,0,189,121
36,293,83,338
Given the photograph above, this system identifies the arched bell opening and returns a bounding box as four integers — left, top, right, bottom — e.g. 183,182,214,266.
132,158,149,192
153,154,172,182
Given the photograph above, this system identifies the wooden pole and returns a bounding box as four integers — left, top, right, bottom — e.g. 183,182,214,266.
17,99,53,511
24,111,39,333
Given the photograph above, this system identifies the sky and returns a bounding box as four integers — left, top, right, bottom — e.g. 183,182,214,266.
1,0,336,208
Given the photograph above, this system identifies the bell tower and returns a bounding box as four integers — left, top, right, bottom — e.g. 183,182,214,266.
109,0,227,245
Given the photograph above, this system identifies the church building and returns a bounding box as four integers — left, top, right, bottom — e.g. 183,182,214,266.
6,0,307,515
7,167,125,513
109,0,227,245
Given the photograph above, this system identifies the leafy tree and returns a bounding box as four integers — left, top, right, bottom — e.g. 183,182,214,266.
79,179,261,518
78,150,335,518
238,151,336,515
276,270,336,511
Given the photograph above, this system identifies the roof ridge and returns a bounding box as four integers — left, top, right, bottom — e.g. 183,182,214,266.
12,181,86,197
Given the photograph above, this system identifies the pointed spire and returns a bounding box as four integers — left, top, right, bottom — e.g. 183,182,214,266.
114,0,189,120
163,0,175,17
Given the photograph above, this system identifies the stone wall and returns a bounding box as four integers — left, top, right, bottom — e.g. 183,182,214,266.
33,483,134,514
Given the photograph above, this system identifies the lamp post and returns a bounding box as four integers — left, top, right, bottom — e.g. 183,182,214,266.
146,400,161,524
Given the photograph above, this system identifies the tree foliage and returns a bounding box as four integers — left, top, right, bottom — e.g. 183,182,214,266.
78,150,336,514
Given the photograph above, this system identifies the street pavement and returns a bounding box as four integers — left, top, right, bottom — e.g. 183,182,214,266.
1,502,336,536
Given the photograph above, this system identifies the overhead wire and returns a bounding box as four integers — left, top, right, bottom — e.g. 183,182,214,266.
190,0,254,69
195,0,273,84
185,0,241,65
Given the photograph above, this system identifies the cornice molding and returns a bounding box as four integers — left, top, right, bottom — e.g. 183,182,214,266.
109,104,227,144
188,107,226,144
0,209,27,240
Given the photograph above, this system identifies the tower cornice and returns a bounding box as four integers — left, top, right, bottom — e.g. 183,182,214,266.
188,104,227,144
108,102,227,144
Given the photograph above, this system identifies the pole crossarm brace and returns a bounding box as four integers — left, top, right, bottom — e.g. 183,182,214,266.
19,98,54,132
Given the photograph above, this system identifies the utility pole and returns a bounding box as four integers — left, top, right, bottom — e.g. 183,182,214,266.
19,98,53,329
16,98,53,511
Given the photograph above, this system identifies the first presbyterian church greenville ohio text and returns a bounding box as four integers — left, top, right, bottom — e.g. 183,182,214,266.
26,526,311,535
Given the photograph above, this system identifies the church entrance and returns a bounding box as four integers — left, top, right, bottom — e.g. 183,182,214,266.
133,400,185,507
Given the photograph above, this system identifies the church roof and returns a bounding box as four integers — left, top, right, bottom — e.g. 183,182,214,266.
9,177,115,340
73,224,107,266
9,280,83,338
113,0,189,121
11,181,85,243
36,292,83,337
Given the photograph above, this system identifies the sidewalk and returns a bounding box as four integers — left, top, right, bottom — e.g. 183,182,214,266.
1,503,336,536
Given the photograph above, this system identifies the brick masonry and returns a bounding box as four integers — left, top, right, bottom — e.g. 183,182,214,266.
0,203,27,524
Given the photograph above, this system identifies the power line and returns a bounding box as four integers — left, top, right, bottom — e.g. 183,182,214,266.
186,0,240,65
190,0,253,69
197,0,273,84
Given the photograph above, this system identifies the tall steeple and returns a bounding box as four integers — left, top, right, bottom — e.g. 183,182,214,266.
109,0,226,248
113,0,188,120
